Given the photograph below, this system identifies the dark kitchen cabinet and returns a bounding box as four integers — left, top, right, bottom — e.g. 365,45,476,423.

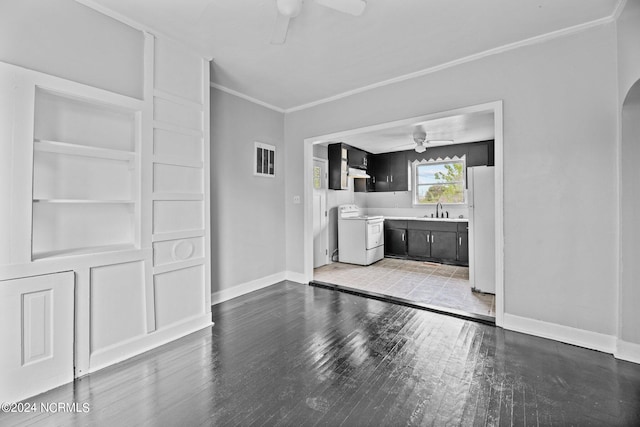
457,223,469,265
329,143,373,191
407,229,430,258
372,152,408,192
348,148,368,170
328,143,349,190
430,231,457,261
386,219,468,266
384,220,407,257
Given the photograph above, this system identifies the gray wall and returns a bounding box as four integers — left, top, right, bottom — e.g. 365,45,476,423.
0,0,143,99
210,88,286,292
618,0,640,346
284,24,620,336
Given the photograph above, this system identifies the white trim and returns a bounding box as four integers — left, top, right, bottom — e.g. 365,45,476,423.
302,101,505,325
503,313,617,354
493,101,505,327
616,339,640,364
88,315,213,374
285,270,308,284
210,83,286,113
211,272,287,305
210,271,309,306
312,157,330,267
286,16,616,113
154,89,203,110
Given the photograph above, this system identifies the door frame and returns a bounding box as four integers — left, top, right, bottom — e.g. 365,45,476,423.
312,157,329,267
302,101,505,327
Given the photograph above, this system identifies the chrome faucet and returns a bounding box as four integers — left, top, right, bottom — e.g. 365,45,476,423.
436,202,443,218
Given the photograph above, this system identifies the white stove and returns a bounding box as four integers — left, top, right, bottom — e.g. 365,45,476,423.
338,205,384,266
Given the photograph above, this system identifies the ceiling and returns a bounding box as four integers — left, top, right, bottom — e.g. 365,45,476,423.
83,0,620,111
321,110,495,154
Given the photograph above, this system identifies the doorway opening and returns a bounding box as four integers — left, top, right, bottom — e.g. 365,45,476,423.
303,101,504,325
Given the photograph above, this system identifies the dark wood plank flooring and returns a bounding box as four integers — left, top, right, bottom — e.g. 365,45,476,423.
2,281,640,426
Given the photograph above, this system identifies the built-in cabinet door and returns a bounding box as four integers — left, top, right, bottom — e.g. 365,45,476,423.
407,229,430,258
385,228,407,256
0,272,74,403
430,231,458,261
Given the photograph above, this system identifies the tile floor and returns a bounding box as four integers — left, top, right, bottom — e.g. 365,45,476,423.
314,258,495,317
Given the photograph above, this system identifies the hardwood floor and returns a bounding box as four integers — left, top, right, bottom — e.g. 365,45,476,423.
2,281,640,426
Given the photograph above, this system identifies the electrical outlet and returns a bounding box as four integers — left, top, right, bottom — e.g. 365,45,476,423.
293,195,301,204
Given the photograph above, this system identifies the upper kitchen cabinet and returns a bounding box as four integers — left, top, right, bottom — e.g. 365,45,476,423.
348,147,368,170
328,143,371,190
372,151,409,192
328,143,349,190
466,141,494,167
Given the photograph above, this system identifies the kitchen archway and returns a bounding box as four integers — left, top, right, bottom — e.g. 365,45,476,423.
302,101,505,326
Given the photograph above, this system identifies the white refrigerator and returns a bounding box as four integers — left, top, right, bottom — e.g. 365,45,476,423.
468,166,495,294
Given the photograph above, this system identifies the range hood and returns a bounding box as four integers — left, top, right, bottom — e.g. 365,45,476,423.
348,167,370,179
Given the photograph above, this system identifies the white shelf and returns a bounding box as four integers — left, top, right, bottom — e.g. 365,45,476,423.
32,244,137,261
34,139,135,162
33,199,135,204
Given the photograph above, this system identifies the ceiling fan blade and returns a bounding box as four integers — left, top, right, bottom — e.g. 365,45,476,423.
271,13,291,44
315,0,366,16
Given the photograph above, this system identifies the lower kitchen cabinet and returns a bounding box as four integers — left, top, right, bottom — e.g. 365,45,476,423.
407,229,430,258
385,220,407,257
385,219,469,266
430,230,458,261
458,224,469,265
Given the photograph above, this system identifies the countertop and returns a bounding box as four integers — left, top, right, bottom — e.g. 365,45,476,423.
383,216,469,223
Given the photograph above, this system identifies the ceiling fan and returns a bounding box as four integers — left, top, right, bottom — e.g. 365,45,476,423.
412,128,454,153
271,0,367,44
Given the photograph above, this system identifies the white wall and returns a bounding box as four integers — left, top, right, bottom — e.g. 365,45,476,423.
0,0,143,99
210,88,286,292
285,24,619,336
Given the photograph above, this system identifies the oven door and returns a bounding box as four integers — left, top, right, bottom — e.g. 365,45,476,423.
365,219,384,249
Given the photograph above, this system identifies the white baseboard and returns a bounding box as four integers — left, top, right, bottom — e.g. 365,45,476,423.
285,270,308,284
616,339,640,364
211,271,287,305
88,314,213,374
502,313,617,354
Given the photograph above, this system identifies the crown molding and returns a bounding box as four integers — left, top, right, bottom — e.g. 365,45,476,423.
78,0,624,114
284,11,619,113
214,2,624,114
209,83,286,113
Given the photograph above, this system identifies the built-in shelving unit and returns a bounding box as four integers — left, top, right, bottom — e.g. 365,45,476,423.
31,87,140,260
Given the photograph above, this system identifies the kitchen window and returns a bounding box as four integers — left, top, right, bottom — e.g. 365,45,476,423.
413,159,466,205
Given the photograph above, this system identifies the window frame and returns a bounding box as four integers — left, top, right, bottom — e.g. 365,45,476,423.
412,157,467,206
